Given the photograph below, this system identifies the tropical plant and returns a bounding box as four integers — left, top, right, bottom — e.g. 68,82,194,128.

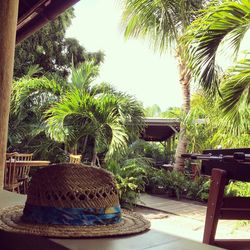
106,143,153,207
107,162,146,208
225,181,250,197
145,167,169,193
183,0,250,132
161,107,182,119
46,90,144,165
108,139,211,203
184,91,250,152
144,104,162,117
219,59,250,133
121,0,209,170
164,170,189,199
10,62,145,165
186,176,210,201
224,176,250,229
183,92,217,152
8,67,66,161
135,140,166,163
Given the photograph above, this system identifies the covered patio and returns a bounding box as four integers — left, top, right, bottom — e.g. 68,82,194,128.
0,1,227,249
141,118,180,142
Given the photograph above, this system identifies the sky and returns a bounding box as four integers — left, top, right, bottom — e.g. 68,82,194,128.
66,0,182,111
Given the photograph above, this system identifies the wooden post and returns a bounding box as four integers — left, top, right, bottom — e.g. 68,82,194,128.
0,1,19,189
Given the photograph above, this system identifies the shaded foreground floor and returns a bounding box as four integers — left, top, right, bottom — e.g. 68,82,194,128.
135,193,250,242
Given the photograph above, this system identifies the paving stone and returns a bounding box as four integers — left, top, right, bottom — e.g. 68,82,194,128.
137,193,250,242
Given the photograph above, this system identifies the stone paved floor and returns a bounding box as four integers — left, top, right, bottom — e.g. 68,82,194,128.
135,193,250,243
138,193,207,220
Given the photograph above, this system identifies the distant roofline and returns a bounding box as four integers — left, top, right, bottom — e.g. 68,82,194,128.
144,117,180,127
140,117,180,142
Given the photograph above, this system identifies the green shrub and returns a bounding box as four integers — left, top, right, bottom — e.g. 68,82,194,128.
225,181,250,229
146,168,190,199
145,168,167,187
164,171,188,199
129,140,172,166
225,181,250,197
143,142,166,163
186,176,210,201
145,167,210,201
106,159,149,208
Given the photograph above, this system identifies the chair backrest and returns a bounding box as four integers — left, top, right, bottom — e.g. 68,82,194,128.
14,152,33,161
5,153,18,188
16,153,33,179
69,154,82,164
8,152,33,180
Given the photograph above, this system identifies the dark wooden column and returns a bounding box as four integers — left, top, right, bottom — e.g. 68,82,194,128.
0,1,19,189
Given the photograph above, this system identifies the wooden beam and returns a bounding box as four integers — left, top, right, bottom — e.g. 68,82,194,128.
16,0,79,44
0,0,19,189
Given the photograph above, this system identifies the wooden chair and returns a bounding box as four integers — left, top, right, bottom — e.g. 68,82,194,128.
5,152,33,194
69,154,82,164
4,153,21,193
15,153,33,194
201,148,250,250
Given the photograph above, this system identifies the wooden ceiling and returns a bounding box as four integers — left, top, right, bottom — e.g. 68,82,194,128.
17,0,79,44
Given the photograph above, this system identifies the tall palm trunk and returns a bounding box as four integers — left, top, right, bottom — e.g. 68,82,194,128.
174,47,191,171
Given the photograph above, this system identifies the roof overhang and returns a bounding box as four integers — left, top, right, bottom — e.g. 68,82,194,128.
17,0,79,44
140,118,180,142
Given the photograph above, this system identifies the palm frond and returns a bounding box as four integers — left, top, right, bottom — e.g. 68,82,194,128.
45,88,144,159
26,64,43,78
121,0,206,52
183,0,250,93
11,61,145,162
45,89,94,142
103,114,128,161
219,56,250,132
70,61,99,90
90,82,117,96
11,77,63,114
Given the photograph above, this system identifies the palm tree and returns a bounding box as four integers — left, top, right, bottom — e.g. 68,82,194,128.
45,89,145,166
11,61,145,165
121,0,208,170
183,0,250,132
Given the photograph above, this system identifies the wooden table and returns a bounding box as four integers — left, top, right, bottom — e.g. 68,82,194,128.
6,160,50,167
0,191,224,250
